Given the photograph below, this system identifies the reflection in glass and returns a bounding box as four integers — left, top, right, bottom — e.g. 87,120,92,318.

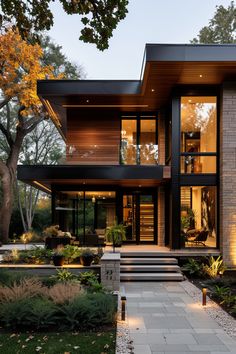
140,120,158,164
55,191,116,242
181,156,216,174
140,195,154,242
121,120,137,164
180,186,217,248
123,195,136,241
181,97,217,154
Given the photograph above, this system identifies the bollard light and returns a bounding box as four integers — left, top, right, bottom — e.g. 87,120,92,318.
121,296,126,321
202,288,207,306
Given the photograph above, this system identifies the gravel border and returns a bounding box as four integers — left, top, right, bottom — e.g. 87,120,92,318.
116,294,134,354
181,279,236,339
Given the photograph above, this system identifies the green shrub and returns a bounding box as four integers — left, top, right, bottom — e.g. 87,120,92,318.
0,297,58,329
220,293,236,308
202,256,226,278
51,269,77,282
181,258,203,278
60,293,116,330
61,245,82,263
24,297,58,329
78,271,98,285
212,285,231,301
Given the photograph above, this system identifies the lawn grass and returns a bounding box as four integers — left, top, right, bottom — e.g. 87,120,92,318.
0,329,116,354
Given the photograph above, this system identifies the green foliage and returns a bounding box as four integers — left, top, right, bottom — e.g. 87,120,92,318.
191,1,236,44
0,0,129,50
0,298,30,328
212,285,231,300
78,271,98,286
61,245,82,263
220,293,236,308
105,223,126,246
51,269,77,283
23,297,58,329
181,258,203,277
80,248,95,257
18,246,53,264
60,293,116,330
202,256,226,278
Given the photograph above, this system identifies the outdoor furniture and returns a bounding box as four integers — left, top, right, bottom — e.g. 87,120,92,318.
45,236,72,249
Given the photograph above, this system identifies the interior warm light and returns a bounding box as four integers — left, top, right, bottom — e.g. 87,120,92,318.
33,181,51,193
199,74,203,78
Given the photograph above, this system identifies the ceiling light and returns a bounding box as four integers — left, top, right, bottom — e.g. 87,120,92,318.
151,89,155,92
199,74,203,78
86,99,90,103
188,99,192,103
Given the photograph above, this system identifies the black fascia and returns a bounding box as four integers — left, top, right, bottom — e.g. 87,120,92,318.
17,165,164,181
37,80,141,97
145,43,236,62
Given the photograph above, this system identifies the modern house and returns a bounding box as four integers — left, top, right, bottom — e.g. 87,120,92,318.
18,44,236,267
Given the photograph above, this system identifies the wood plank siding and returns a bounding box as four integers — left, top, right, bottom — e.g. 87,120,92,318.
66,110,120,164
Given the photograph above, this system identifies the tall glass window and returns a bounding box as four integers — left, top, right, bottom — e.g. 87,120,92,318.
121,116,158,165
121,119,137,165
181,97,217,173
180,186,217,248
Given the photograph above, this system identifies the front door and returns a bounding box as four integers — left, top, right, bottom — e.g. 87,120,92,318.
122,191,156,244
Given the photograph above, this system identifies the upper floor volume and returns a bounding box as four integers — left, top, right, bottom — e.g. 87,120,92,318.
37,44,236,166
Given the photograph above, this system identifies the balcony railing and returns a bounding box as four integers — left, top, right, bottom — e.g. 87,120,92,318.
63,144,159,165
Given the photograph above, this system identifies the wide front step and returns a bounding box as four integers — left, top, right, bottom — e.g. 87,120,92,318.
120,272,184,281
120,256,183,281
120,257,178,265
120,264,181,272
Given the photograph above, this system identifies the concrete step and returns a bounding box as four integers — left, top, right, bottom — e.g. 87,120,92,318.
120,272,184,281
120,257,178,265
120,264,181,272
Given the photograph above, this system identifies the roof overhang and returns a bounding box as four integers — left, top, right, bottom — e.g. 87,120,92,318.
17,165,171,193
38,43,236,136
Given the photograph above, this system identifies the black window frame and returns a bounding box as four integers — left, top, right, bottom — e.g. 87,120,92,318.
120,113,158,165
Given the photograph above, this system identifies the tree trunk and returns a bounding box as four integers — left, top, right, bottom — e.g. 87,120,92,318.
0,166,13,243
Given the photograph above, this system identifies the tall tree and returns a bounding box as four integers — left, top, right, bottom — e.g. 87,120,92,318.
191,1,236,44
0,29,57,243
0,0,129,50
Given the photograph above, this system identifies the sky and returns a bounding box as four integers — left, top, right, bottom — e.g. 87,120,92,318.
48,0,233,79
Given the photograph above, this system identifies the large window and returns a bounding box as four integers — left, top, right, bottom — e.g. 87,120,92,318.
55,191,116,239
181,97,217,173
121,116,158,165
180,186,217,248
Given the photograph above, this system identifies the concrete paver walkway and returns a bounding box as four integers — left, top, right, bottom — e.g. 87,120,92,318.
121,281,236,354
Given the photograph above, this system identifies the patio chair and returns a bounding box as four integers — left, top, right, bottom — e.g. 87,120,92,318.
191,230,208,247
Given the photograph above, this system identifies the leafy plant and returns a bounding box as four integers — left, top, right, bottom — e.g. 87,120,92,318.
212,285,231,301
181,258,203,277
43,225,60,237
78,271,99,286
61,245,81,263
105,223,126,251
51,269,77,282
80,248,95,257
202,256,226,278
23,297,58,329
0,270,31,286
0,298,31,328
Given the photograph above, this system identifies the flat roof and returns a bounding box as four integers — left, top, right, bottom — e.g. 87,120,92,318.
38,43,236,136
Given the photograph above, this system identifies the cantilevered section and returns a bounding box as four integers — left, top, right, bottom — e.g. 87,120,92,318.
38,43,236,136
17,165,170,193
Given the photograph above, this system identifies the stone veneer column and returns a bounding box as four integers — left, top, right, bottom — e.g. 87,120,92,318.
220,82,236,267
158,186,165,246
100,253,120,291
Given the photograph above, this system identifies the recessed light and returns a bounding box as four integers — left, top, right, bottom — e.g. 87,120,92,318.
188,99,192,103
138,184,142,188
86,99,90,103
83,182,86,185
199,74,203,78
151,89,155,92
